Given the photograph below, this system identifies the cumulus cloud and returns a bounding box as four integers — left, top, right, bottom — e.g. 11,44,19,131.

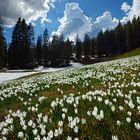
52,3,93,41
128,0,140,19
121,2,131,13
89,11,118,37
52,3,118,41
0,0,56,27
121,0,140,24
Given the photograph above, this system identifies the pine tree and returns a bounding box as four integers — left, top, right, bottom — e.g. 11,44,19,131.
8,17,21,69
36,35,43,66
43,27,49,66
103,30,115,56
50,35,59,66
58,34,65,66
9,18,33,69
83,34,91,59
65,38,72,65
91,38,96,57
125,21,132,51
115,21,125,54
28,23,35,68
131,16,140,49
20,19,30,68
0,16,7,69
75,34,82,60
96,31,104,57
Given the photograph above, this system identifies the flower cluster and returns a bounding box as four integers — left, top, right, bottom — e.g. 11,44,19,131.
0,55,140,139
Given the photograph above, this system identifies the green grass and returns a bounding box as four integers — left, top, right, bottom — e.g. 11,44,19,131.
0,55,140,140
111,47,140,60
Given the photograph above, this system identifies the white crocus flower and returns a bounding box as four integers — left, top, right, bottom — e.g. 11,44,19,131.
62,113,65,120
28,120,33,127
126,117,131,123
43,115,48,123
33,129,38,136
41,129,46,136
81,118,86,124
48,130,53,138
134,122,140,131
2,128,9,136
112,135,118,140
74,126,78,133
18,131,24,139
54,129,59,137
117,120,121,126
67,136,72,140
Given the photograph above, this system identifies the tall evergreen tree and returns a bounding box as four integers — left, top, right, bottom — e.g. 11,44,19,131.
96,31,104,57
65,38,72,65
36,35,43,66
83,34,91,59
125,21,132,51
9,18,33,69
75,34,82,60
58,34,65,66
115,21,126,54
91,38,96,57
8,17,21,69
0,16,7,69
43,27,49,66
103,30,115,56
50,35,59,66
20,19,30,68
131,17,140,49
28,23,35,67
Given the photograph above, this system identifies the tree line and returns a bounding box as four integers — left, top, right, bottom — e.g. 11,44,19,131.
0,16,140,69
0,17,73,69
75,16,140,62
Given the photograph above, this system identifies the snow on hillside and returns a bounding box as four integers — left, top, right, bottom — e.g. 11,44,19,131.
34,62,83,72
0,63,83,83
0,72,37,84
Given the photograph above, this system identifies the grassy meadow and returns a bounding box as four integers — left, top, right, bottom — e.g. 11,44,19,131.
0,55,140,140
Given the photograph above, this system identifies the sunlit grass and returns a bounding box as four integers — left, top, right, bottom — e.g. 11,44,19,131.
0,55,140,140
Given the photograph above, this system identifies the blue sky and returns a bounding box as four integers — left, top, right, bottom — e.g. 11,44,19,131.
2,0,137,43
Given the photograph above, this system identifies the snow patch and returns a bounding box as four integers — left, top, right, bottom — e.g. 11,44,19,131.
0,72,37,84
0,63,83,83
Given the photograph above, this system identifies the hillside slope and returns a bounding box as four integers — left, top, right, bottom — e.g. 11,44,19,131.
0,55,140,140
111,47,140,60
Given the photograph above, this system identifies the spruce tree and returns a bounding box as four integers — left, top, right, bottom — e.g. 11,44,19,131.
58,34,65,66
131,17,140,49
50,35,59,66
8,17,21,69
75,34,82,60
36,35,43,66
96,31,104,57
125,21,132,51
28,23,35,68
20,19,30,68
115,21,125,54
65,38,72,65
91,38,96,57
83,34,90,59
0,16,7,69
43,27,49,66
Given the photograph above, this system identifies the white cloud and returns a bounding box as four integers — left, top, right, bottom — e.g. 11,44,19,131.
128,0,140,19
52,3,93,41
89,11,118,37
52,3,118,41
0,0,56,27
121,0,140,24
121,2,131,13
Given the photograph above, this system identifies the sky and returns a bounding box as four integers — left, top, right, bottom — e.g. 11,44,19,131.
0,0,140,43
